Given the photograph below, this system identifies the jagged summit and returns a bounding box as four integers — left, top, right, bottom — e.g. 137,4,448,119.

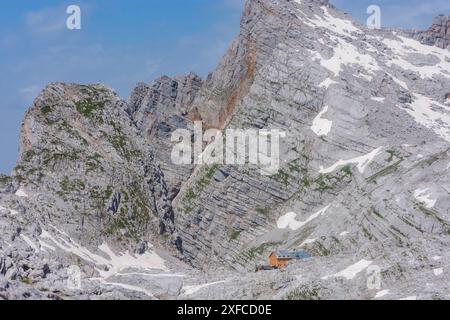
1,0,450,300
411,14,450,49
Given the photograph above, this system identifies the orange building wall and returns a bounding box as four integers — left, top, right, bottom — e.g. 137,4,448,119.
268,253,289,269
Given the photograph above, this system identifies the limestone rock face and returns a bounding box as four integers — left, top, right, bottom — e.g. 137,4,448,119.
411,15,450,49
128,73,202,199
1,0,450,300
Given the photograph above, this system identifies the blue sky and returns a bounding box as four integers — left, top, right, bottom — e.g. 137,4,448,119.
1,0,449,174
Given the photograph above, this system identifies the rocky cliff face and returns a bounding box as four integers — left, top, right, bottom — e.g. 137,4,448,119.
1,0,450,300
410,15,450,49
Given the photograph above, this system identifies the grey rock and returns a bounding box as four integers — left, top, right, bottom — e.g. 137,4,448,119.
410,15,450,49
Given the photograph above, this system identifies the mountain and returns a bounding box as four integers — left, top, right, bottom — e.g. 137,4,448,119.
1,0,449,300
410,15,450,49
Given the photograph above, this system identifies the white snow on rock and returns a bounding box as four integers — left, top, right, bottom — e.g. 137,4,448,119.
407,93,450,142
40,228,168,279
15,188,29,198
399,296,417,300
300,238,317,247
0,205,19,216
383,35,450,79
307,7,361,38
311,105,333,137
311,37,380,80
97,279,156,299
339,231,349,237
371,97,385,102
414,188,437,209
319,147,383,174
322,259,373,280
319,78,337,89
39,239,56,252
433,268,443,276
374,289,390,299
387,73,409,90
20,234,40,252
432,256,442,261
277,205,331,231
182,280,227,296
117,272,185,278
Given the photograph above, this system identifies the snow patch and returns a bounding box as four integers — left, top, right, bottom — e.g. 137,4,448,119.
432,256,442,261
311,37,380,80
98,279,156,299
40,228,168,279
322,259,373,280
277,205,331,231
0,206,18,216
433,268,443,276
39,239,56,252
406,93,450,142
319,147,383,174
414,188,436,209
339,231,349,237
311,105,333,137
387,73,409,90
182,280,227,296
300,238,317,247
118,272,185,278
371,97,385,102
20,234,40,252
319,78,337,89
374,289,390,299
383,36,450,79
15,188,29,198
307,7,361,38
399,296,417,300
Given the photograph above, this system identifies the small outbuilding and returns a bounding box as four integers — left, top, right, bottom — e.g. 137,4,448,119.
268,250,310,269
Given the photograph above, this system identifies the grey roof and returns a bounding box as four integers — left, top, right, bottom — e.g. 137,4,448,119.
275,250,310,260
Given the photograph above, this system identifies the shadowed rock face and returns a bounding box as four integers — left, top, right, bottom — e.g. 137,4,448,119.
128,73,203,200
411,15,450,49
1,0,450,300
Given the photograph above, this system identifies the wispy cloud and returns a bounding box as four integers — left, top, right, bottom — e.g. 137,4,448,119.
24,5,67,35
19,85,41,102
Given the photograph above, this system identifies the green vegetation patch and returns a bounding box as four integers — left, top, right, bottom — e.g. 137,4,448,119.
42,105,52,115
229,229,242,241
313,165,353,193
75,98,105,119
245,242,281,260
255,206,271,217
183,164,220,205
284,283,325,300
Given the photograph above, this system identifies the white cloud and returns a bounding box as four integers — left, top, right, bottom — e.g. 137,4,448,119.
24,5,67,35
19,85,41,102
